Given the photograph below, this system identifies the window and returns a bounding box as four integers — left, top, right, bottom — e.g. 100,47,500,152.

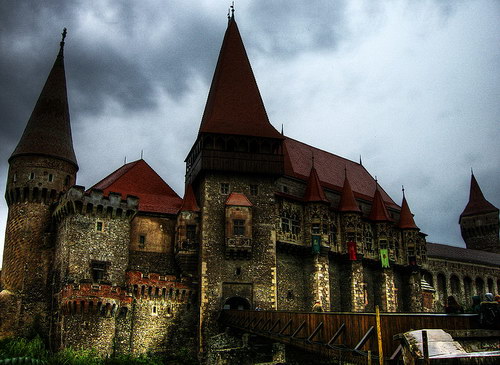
312,223,320,234
13,173,17,183
281,217,290,232
152,306,157,315
139,235,146,249
220,183,229,194
29,172,35,180
64,175,70,186
91,261,107,282
250,184,258,196
235,267,241,276
291,218,300,235
96,221,103,232
186,225,196,242
48,174,53,182
233,219,245,236
282,185,289,193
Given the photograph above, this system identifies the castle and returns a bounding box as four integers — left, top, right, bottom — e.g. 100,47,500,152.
0,14,499,357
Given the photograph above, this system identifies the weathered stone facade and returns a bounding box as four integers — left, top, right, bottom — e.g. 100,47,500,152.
1,14,499,364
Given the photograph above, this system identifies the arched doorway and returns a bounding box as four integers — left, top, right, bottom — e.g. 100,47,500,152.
223,296,251,310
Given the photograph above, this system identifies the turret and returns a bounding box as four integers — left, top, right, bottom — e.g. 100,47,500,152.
1,29,78,335
459,173,499,253
175,184,200,275
338,169,362,259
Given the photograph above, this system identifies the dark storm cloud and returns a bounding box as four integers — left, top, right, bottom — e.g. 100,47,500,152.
245,0,347,55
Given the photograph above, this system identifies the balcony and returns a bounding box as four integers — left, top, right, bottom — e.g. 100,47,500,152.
225,237,252,259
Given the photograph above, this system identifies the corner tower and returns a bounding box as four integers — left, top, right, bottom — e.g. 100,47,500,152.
459,173,499,253
1,30,78,334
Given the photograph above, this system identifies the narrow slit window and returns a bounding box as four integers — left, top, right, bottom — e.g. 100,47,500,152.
139,235,146,249
96,221,103,232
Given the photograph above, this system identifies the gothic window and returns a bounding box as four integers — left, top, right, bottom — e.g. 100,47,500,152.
281,217,291,232
291,216,301,235
233,219,245,236
220,183,229,194
346,232,355,242
322,223,328,234
329,224,337,245
250,184,258,196
139,235,146,249
186,225,196,243
364,229,373,251
95,221,103,232
91,261,108,282
312,223,321,234
379,239,388,249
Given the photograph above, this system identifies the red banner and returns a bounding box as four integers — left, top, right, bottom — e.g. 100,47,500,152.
348,241,357,260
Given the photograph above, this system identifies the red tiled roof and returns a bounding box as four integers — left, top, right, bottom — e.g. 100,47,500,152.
460,174,498,219
339,171,361,213
283,137,398,209
10,42,78,168
398,195,418,229
368,186,391,222
198,16,283,139
304,166,328,203
427,242,500,267
180,184,200,212
90,159,182,214
225,192,253,207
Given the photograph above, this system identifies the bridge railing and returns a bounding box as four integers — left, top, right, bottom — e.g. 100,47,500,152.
220,310,479,361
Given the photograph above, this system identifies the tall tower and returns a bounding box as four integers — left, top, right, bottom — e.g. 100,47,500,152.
459,173,499,253
1,30,78,334
184,12,283,352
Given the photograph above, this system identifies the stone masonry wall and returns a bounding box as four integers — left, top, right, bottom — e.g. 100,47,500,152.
198,172,278,351
276,250,310,310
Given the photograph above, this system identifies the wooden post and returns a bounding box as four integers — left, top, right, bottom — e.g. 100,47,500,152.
376,305,384,365
422,330,430,365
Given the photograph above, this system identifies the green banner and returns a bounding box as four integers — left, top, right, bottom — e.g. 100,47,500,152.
380,248,390,268
312,235,321,254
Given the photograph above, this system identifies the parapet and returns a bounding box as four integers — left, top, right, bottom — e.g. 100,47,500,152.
54,186,138,221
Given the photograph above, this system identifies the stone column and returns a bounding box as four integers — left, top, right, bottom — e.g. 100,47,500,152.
407,272,423,312
350,261,365,312
380,269,397,312
311,253,331,311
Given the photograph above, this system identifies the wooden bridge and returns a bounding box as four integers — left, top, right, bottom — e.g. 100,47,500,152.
219,310,479,363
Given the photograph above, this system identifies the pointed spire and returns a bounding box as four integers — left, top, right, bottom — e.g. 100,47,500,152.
10,29,78,169
199,15,283,139
338,168,361,213
180,184,200,212
368,183,391,222
460,173,498,218
398,187,418,229
304,165,328,203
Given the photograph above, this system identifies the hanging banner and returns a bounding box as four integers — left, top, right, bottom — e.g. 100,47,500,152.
380,248,390,268
347,241,357,260
312,235,321,254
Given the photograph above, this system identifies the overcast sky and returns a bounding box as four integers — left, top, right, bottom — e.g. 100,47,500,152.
0,0,499,267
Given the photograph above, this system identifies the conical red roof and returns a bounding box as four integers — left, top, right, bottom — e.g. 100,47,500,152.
180,184,200,212
91,159,182,214
460,174,498,219
368,185,391,222
398,195,418,229
199,16,282,139
338,172,360,212
304,166,328,203
10,40,78,168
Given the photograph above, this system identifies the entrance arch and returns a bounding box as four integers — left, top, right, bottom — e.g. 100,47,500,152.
223,296,251,310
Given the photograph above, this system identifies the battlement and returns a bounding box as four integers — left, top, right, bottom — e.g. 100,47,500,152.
53,186,138,221
60,282,132,316
126,271,195,303
5,185,60,206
